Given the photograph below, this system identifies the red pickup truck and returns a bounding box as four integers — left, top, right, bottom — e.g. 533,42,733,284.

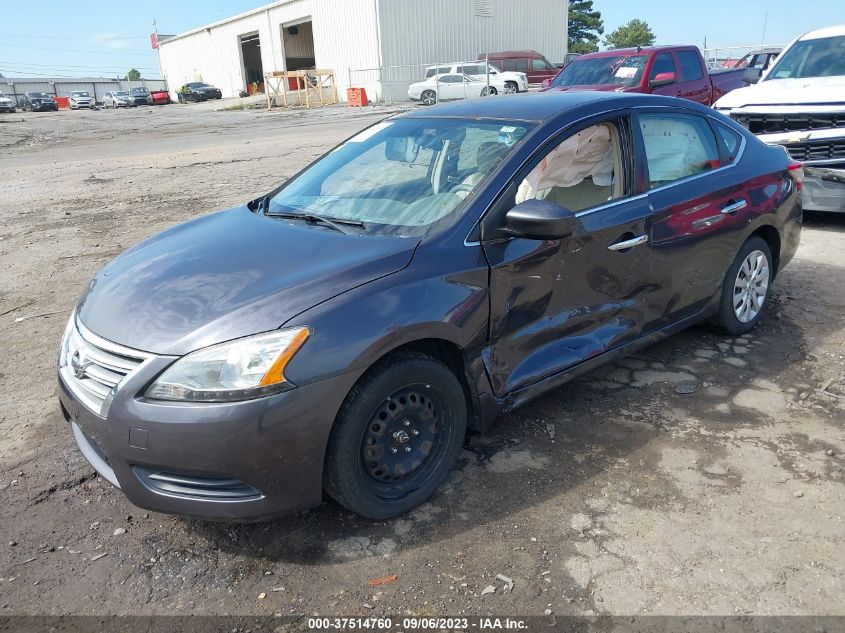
541,45,745,106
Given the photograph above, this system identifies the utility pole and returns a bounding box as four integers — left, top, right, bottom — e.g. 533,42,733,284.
153,19,166,89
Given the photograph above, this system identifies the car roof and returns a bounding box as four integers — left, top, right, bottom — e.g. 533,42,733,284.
576,46,696,59
397,91,698,123
484,50,543,58
799,24,845,40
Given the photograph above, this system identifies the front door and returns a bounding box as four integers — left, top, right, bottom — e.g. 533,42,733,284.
481,114,655,397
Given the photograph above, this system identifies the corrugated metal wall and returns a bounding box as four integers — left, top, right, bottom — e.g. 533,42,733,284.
377,0,567,68
156,0,566,103
157,0,381,100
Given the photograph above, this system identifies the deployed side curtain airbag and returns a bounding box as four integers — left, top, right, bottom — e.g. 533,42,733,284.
516,125,614,204
639,118,711,183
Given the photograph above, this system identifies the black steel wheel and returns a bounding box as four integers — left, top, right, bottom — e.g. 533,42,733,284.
324,352,467,519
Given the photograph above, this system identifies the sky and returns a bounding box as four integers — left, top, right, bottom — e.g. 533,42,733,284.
0,0,839,79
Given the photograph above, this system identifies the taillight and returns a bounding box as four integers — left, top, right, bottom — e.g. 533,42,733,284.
788,161,804,191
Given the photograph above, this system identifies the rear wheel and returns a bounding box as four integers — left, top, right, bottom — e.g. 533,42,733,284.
715,236,773,335
420,90,437,106
481,86,498,96
324,352,467,519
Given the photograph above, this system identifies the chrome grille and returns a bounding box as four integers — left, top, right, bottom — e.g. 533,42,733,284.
731,112,845,134
782,139,845,163
60,318,151,416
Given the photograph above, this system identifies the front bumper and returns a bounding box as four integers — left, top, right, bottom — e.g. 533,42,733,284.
58,328,358,521
0,104,14,112
32,103,57,111
803,166,845,213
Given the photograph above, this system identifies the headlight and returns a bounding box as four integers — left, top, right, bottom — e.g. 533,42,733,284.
146,327,310,402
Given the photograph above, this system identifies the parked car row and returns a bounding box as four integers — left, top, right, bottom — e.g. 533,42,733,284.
0,87,178,113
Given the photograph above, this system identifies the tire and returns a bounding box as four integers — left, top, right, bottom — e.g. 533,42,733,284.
504,81,518,94
481,87,497,96
324,352,467,519
715,236,773,335
420,90,437,106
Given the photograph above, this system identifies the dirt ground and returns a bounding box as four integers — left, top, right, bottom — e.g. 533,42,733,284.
0,101,843,617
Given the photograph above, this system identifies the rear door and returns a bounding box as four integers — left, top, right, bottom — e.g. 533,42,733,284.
675,49,712,105
481,113,655,396
635,109,756,329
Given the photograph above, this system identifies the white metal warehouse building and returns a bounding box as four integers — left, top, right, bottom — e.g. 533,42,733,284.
157,0,568,102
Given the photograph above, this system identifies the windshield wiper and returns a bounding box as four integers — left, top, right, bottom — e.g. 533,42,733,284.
266,210,366,235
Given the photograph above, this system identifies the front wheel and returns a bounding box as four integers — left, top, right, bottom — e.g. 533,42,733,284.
324,352,467,519
504,81,518,94
715,236,773,335
420,90,437,106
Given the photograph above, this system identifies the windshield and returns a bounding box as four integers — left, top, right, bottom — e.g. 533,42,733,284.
131,88,149,94
550,55,648,87
72,91,89,97
30,93,51,98
187,82,209,88
267,117,532,237
766,35,845,80
114,91,129,97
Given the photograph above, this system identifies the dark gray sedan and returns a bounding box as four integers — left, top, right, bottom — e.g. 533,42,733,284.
59,92,802,521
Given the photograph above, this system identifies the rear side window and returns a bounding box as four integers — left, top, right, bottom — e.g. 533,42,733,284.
715,123,743,161
532,59,550,71
677,50,704,81
639,113,721,187
512,59,529,72
649,53,677,80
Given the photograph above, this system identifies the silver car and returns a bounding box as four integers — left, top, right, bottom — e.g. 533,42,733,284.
69,91,93,110
103,91,134,108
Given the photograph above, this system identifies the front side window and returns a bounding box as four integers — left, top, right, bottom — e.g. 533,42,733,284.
515,122,625,212
677,50,703,81
649,53,677,81
639,113,720,188
267,118,532,236
767,35,845,79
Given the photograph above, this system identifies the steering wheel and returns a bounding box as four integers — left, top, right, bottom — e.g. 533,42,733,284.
449,183,476,195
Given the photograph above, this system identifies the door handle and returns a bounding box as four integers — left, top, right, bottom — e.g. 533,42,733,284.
721,199,747,215
608,234,649,251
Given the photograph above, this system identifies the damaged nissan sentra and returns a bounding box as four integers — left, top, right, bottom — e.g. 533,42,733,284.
58,92,802,521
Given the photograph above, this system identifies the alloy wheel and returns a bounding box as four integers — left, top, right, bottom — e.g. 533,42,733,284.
733,249,769,323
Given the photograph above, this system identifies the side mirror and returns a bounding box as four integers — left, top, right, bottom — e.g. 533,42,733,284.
385,137,419,163
505,199,577,240
649,72,676,88
742,67,762,84
541,78,552,89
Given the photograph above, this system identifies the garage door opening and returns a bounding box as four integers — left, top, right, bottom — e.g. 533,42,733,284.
240,32,264,93
282,19,315,71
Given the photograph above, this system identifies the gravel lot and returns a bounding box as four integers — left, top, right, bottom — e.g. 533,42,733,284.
0,102,843,617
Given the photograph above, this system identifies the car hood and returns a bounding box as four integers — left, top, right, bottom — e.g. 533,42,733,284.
77,206,419,355
714,76,845,109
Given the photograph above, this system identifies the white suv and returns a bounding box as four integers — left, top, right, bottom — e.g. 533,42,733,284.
424,62,528,93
